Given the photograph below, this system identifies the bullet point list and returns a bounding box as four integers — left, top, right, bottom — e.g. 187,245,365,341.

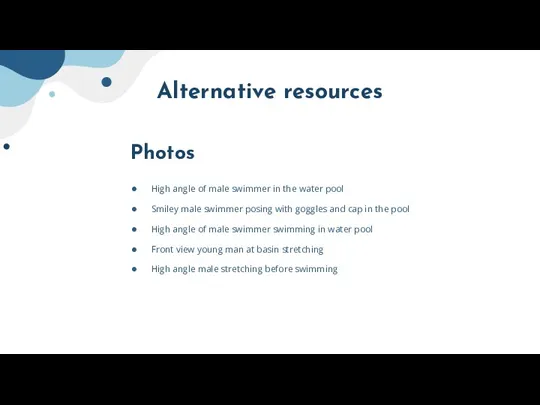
132,185,138,272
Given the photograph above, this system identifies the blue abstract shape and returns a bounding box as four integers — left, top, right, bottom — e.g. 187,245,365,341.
64,50,125,68
0,66,43,107
0,50,65,80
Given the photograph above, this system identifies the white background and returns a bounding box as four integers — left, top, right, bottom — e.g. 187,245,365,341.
1,50,540,354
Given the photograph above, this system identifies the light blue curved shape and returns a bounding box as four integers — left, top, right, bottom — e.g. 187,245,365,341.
0,65,43,107
64,50,125,68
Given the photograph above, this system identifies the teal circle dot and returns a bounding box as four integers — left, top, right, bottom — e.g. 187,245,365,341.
102,77,112,87
49,91,55,98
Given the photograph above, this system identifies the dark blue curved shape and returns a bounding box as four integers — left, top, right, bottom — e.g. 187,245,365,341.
0,50,65,80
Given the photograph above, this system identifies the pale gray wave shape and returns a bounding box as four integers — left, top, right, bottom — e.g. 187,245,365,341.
0,50,161,139
0,99,36,139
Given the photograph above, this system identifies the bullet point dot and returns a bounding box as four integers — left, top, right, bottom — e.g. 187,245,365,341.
132,248,137,252
132,227,137,232
3,143,10,150
132,267,137,272
132,187,137,192
132,207,137,212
